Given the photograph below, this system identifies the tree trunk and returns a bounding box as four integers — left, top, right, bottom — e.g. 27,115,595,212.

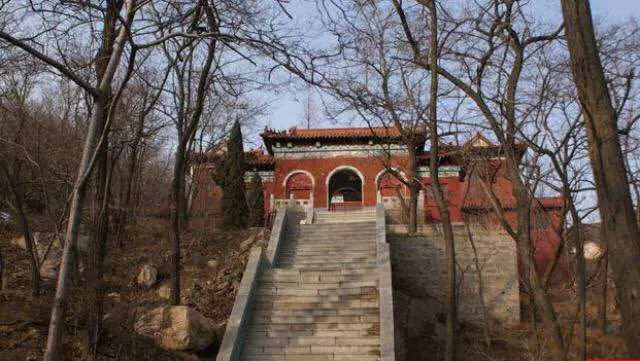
511,167,565,360
87,111,112,356
407,147,418,234
464,221,492,351
44,97,106,361
116,123,142,247
561,0,640,355
3,165,41,297
15,196,41,297
0,244,5,290
597,244,608,334
425,2,456,358
575,223,587,361
169,143,186,306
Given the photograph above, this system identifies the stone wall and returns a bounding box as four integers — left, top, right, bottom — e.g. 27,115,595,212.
388,225,520,360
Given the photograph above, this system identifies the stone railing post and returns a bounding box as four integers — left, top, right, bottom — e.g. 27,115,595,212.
376,203,396,361
216,206,289,361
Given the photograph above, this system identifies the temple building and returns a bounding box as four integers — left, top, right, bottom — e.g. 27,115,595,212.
191,125,564,278
194,126,561,221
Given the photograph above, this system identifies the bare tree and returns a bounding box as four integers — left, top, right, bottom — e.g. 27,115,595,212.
391,1,569,358
423,1,457,358
561,0,640,356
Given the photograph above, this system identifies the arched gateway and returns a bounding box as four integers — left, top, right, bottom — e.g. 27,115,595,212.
327,167,363,211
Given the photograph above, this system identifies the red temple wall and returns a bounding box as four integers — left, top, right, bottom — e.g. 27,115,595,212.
272,155,410,208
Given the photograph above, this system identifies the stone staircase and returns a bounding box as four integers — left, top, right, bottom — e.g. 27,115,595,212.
217,206,394,361
241,214,380,360
313,208,376,224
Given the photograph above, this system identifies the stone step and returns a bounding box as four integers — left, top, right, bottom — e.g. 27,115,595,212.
244,336,379,347
253,300,379,311
251,307,378,317
314,219,376,224
242,345,379,358
253,293,378,305
250,314,380,325
279,262,378,270
255,285,378,297
284,240,375,246
276,264,378,271
295,224,375,231
246,329,378,338
279,250,375,256
291,235,375,241
259,281,379,290
284,245,375,251
261,270,378,283
242,356,380,361
281,246,376,253
287,239,375,245
278,256,376,264
294,224,376,229
248,322,379,332
314,214,376,219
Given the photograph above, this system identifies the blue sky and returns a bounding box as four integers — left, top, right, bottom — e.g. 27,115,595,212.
254,0,639,135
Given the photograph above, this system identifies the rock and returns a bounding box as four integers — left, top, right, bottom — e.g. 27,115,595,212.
39,252,61,279
10,236,27,249
134,306,217,351
9,232,91,280
206,259,219,268
158,283,171,300
107,292,122,302
11,233,62,279
136,264,158,287
240,235,256,252
584,241,603,260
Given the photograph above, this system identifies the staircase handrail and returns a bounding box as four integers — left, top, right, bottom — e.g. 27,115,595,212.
216,206,289,361
376,203,396,361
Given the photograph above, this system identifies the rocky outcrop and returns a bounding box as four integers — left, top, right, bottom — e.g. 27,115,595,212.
134,306,218,351
136,264,158,288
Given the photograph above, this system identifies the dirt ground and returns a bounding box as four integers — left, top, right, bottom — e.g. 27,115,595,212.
0,218,631,360
0,217,267,360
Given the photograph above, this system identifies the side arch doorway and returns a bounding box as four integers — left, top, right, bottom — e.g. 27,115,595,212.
327,168,363,211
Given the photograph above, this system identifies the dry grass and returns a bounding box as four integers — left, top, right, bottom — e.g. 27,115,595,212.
0,218,631,360
0,217,267,360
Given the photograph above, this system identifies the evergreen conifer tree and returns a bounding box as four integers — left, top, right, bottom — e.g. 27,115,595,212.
247,173,265,227
220,121,248,229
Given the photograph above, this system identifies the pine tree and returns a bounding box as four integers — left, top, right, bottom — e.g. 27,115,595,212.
220,121,248,229
247,172,265,227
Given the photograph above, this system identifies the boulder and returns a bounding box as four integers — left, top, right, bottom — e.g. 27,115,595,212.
107,292,122,302
40,251,62,279
134,306,217,351
584,241,603,260
158,283,171,300
136,264,158,287
206,259,219,268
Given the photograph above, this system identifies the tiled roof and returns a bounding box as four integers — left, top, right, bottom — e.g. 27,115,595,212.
261,126,415,140
245,149,274,165
191,148,273,166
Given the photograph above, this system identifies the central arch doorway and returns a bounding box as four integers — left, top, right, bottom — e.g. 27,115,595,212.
327,168,363,211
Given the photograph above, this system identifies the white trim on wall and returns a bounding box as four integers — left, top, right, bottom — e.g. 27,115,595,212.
282,169,316,188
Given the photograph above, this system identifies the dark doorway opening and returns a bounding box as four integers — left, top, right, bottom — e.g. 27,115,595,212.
328,169,363,210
